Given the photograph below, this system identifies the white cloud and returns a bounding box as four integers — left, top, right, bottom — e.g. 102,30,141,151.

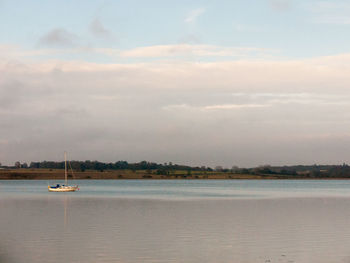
3,50,350,91
313,16,350,25
162,104,191,110
163,103,269,111
185,8,206,23
0,44,275,61
230,92,350,106
203,104,270,110
307,1,350,25
113,44,272,58
162,92,350,112
0,44,58,60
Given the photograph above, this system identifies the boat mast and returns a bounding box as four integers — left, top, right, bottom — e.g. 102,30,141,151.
64,151,67,185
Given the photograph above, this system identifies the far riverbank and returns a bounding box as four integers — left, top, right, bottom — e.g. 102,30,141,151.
1,168,349,180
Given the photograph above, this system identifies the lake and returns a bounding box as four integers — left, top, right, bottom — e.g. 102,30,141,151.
1,180,350,262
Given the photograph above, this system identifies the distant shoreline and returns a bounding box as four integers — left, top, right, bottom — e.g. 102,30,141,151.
1,168,350,180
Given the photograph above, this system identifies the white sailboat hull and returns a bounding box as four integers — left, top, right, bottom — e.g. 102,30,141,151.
48,185,79,192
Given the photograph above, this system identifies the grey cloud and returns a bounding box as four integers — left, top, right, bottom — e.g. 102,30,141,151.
38,28,78,47
269,0,291,11
89,18,111,39
2,59,350,167
0,80,23,109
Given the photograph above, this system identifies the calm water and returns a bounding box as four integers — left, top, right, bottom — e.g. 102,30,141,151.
2,180,350,263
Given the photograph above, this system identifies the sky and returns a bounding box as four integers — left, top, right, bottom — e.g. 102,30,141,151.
1,0,350,167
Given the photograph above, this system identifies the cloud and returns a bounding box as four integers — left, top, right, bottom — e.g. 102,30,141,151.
313,16,350,25
162,92,350,112
89,18,111,39
307,1,350,24
0,44,275,62
269,0,291,11
185,8,206,23
203,104,270,110
0,80,24,109
38,28,78,47
164,104,270,111
112,44,272,58
3,51,350,166
229,92,350,106
0,45,49,60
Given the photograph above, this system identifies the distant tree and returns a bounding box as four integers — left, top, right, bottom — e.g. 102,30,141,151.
80,163,86,172
240,168,250,174
30,162,40,168
187,169,192,176
21,162,28,168
215,166,223,172
156,169,168,175
15,161,21,168
231,166,239,173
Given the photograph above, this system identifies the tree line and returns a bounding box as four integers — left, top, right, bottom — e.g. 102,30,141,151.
25,160,213,173
6,161,350,178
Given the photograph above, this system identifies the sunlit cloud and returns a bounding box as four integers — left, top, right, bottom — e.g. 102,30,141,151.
0,44,275,61
115,44,273,58
185,8,206,23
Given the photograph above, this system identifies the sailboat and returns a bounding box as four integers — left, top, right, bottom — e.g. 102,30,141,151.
48,152,79,192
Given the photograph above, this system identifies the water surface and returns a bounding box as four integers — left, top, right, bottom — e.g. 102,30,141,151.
1,180,350,263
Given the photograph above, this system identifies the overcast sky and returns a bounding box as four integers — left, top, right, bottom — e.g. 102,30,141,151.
1,0,350,167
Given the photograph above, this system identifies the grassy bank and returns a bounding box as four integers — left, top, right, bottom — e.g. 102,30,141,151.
0,168,293,180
